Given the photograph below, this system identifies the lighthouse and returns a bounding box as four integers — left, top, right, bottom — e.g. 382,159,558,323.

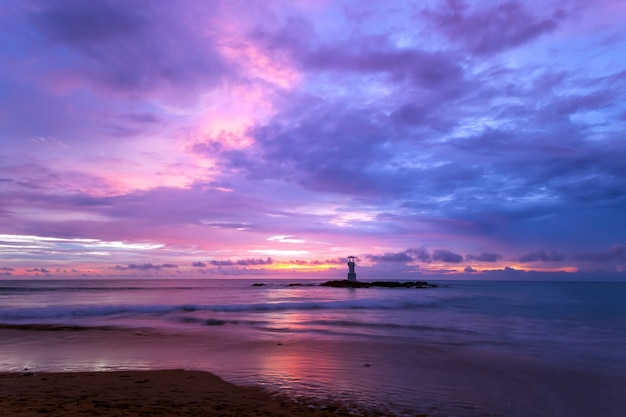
347,256,357,281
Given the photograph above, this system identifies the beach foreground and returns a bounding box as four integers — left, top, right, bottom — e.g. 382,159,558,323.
0,369,387,417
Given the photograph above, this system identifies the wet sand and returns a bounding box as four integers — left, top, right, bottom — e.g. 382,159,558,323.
0,369,384,417
2,327,626,417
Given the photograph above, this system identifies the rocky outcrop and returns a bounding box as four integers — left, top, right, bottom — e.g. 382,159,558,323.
252,280,438,288
319,280,437,288
319,280,371,288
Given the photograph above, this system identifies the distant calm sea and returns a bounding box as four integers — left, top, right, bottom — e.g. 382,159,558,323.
1,279,625,417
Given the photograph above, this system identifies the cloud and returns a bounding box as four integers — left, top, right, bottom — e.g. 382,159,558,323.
212,41,625,223
13,185,268,241
407,248,431,262
289,258,346,265
432,249,464,263
27,268,50,273
464,265,477,273
26,0,228,97
118,263,163,271
209,260,234,266
301,46,465,90
574,246,626,263
191,262,206,267
366,251,413,263
253,13,467,89
359,247,470,267
222,103,415,197
465,252,502,262
518,250,566,262
0,266,15,271
422,0,565,55
236,258,274,266
365,247,468,264
209,258,274,266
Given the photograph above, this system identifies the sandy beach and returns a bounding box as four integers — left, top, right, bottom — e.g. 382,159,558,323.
0,369,387,417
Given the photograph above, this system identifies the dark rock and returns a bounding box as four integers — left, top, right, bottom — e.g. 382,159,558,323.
370,281,437,288
369,281,410,288
251,280,438,288
319,280,372,288
320,280,437,288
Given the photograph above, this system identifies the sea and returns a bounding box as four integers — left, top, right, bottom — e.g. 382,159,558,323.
1,278,625,417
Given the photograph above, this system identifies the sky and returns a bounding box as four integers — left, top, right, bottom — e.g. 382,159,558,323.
1,0,625,280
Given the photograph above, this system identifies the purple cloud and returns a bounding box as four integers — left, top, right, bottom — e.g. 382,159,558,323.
127,263,162,271
302,46,465,90
422,0,565,55
574,246,626,263
518,250,566,263
27,268,50,273
26,0,228,96
465,252,502,262
220,103,416,197
407,248,431,263
289,258,346,265
432,249,464,263
191,262,207,267
366,252,413,263
236,258,274,266
209,258,273,266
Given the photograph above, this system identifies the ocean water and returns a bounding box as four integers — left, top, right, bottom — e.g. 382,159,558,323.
1,278,625,417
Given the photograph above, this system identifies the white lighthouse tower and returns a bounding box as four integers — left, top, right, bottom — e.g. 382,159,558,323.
347,256,357,281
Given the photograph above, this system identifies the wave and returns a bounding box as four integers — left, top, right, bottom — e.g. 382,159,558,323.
175,317,269,327
0,285,205,293
0,296,447,322
301,319,473,334
0,323,117,331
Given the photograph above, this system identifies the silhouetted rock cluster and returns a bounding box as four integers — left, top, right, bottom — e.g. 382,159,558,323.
251,280,438,288
319,280,371,288
319,280,437,288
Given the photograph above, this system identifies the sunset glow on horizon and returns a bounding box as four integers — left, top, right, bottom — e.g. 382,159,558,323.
1,0,625,280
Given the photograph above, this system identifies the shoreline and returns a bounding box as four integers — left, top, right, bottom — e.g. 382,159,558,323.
0,369,387,417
